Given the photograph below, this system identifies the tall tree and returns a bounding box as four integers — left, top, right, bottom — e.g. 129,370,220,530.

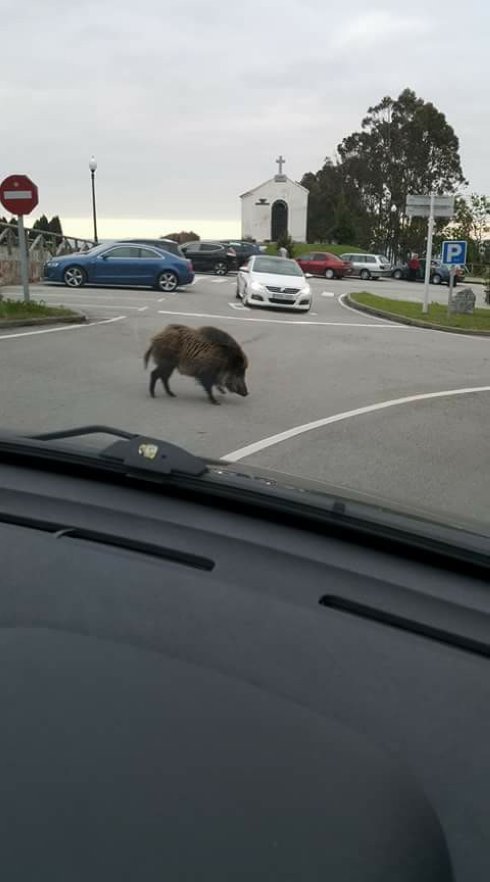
302,89,466,255
338,89,466,255
48,215,63,240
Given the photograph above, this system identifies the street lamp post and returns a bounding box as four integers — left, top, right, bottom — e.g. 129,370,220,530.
89,155,98,244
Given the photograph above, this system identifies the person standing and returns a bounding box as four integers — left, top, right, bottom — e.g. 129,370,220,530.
408,253,421,282
278,246,288,258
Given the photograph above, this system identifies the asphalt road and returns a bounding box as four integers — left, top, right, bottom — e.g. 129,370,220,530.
1,273,489,526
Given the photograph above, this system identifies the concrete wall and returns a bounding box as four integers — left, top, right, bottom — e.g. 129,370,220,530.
0,250,44,285
241,178,308,242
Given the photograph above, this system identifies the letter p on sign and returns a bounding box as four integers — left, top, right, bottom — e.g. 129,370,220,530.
441,240,467,265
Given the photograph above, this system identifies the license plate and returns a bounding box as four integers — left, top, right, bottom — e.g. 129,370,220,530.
272,293,295,301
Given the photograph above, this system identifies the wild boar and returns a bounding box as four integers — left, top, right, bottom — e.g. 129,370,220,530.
143,323,249,405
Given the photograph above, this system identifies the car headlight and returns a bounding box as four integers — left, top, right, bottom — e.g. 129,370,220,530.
47,261,60,267
251,281,266,293
299,285,311,296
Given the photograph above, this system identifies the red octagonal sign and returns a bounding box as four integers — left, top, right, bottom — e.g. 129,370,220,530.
0,174,39,216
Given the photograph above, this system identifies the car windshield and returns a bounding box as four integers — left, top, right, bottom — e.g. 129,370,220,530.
1,0,489,540
252,258,303,276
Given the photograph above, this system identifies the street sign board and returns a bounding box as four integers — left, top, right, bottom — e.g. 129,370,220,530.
441,240,467,266
405,195,454,218
0,174,39,216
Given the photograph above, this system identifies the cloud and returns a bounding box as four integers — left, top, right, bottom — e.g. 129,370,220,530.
331,10,432,50
0,0,487,228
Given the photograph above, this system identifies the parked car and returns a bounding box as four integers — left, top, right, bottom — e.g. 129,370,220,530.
121,238,186,258
220,240,262,267
236,255,312,312
43,242,194,292
391,259,464,286
180,241,237,275
340,253,392,280
296,251,352,279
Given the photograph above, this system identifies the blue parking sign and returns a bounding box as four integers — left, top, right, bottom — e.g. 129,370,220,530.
441,240,467,265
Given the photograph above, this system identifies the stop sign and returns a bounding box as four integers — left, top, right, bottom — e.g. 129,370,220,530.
0,174,39,216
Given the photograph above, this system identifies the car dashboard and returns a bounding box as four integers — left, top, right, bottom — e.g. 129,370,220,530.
1,457,489,881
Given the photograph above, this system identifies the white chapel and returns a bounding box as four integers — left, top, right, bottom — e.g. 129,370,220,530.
240,156,308,243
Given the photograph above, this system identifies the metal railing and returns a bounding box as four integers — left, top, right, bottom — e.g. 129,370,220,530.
0,220,95,257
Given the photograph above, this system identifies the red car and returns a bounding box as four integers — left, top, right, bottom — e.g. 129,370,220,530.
296,251,352,279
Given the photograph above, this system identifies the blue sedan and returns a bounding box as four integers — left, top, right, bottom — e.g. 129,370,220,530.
43,242,194,293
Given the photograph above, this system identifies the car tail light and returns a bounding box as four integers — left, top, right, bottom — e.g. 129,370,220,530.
227,248,236,257
187,260,193,271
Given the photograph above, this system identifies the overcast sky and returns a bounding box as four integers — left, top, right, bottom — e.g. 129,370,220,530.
2,0,488,239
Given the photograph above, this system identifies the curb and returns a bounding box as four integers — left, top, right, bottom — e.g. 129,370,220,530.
0,311,87,329
345,296,490,337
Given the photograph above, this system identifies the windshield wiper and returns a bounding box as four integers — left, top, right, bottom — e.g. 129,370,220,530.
0,425,488,576
2,425,208,478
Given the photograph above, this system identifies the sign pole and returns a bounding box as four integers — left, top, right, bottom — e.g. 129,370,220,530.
17,214,30,303
422,192,435,315
447,266,456,316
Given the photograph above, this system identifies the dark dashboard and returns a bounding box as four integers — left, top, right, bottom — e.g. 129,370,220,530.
1,450,489,881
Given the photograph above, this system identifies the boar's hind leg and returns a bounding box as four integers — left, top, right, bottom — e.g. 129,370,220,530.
197,373,220,405
150,362,176,398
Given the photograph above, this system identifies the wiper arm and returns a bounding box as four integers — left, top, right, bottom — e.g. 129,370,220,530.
5,425,208,479
31,425,135,442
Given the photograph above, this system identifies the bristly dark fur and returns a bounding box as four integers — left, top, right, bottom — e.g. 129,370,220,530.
144,324,249,405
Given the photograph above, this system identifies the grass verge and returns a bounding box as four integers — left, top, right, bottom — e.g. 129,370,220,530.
348,293,490,332
0,298,77,321
265,242,363,258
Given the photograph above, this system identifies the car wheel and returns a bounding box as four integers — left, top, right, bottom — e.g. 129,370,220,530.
393,269,403,280
63,266,86,288
214,261,228,276
324,268,335,280
157,271,179,292
360,269,370,281
432,273,442,285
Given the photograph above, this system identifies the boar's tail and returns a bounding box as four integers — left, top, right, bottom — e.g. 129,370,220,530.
143,342,153,370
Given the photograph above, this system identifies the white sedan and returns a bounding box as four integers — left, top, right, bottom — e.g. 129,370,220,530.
236,255,312,312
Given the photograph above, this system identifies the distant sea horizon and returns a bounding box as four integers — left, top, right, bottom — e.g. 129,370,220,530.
62,217,242,242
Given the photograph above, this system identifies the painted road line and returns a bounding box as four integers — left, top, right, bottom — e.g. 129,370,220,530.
229,303,250,311
321,292,336,297
0,315,127,341
45,303,145,311
211,279,227,284
224,386,490,462
156,309,408,328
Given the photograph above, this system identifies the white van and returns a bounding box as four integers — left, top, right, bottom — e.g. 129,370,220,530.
340,253,392,280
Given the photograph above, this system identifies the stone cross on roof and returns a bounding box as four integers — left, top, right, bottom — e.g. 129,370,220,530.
275,155,286,176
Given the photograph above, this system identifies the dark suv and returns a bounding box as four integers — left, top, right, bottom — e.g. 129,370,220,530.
180,241,237,275
220,240,262,267
121,238,185,258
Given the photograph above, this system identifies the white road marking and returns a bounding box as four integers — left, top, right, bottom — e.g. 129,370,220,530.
157,297,166,302
0,315,127,341
156,309,407,328
229,303,250,311
211,279,227,284
321,291,335,297
43,303,144,311
224,386,490,462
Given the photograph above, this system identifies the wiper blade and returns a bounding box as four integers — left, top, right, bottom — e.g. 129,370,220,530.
31,425,135,442
7,425,208,478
